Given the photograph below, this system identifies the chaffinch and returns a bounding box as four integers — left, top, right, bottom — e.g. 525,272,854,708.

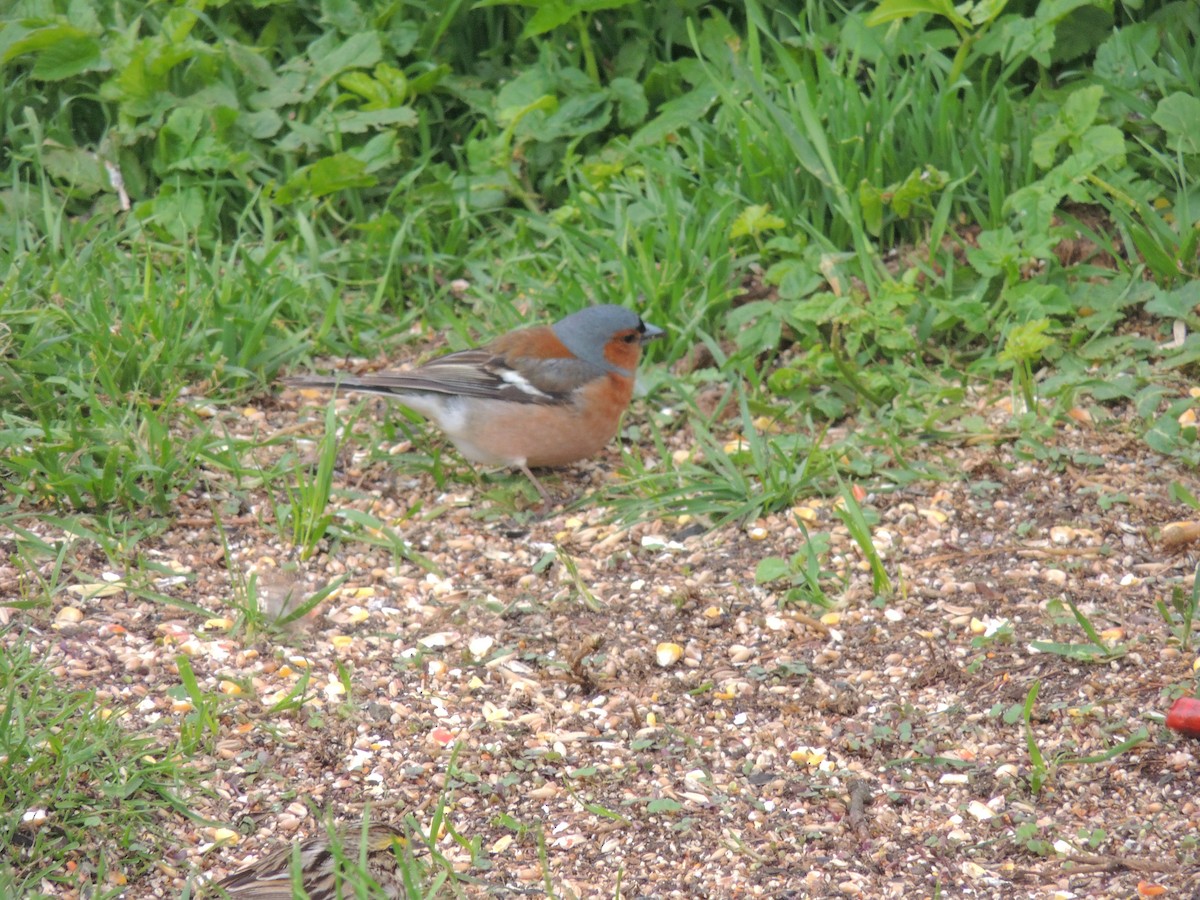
285,304,664,499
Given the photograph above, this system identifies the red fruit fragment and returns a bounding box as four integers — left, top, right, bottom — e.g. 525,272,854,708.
1165,696,1200,737
429,726,455,746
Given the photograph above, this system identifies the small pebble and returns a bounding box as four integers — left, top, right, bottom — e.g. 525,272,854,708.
967,800,995,821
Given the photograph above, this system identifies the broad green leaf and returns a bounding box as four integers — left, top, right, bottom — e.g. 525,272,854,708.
340,63,409,109
730,204,786,240
608,77,647,128
352,132,402,173
30,33,102,80
859,181,884,236
1093,22,1162,92
1036,0,1107,24
65,0,101,31
310,32,381,82
765,258,824,300
238,109,283,140
629,85,717,147
1145,281,1200,320
1061,84,1104,132
767,366,804,395
385,20,420,56
332,106,419,134
968,0,1009,26
524,2,581,37
322,0,368,34
1079,124,1125,169
1008,283,1072,321
967,227,1021,281
374,64,408,102
518,0,639,38
537,92,610,140
866,0,968,28
1000,319,1054,366
798,290,854,325
976,15,1055,66
1031,121,1069,169
275,153,375,203
755,557,791,584
647,797,683,814
40,144,110,194
135,185,206,238
889,165,948,217
496,68,554,120
407,64,449,97
146,37,211,78
2,24,95,63
227,41,278,87
577,0,638,8
162,7,199,44
339,71,389,107
158,106,205,156
1046,4,1111,64
1004,181,1061,242
1153,93,1200,154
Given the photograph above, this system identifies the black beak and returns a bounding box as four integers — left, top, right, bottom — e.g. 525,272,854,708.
640,320,665,343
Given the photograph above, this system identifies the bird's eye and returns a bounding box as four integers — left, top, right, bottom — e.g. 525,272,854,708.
622,333,638,343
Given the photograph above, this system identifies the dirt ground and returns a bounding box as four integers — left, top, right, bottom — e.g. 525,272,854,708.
5,388,1200,900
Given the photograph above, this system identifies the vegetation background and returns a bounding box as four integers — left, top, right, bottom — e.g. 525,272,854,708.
2,0,1199,896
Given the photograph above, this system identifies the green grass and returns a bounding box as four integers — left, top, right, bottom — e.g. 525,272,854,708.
2,0,1200,891
0,631,199,896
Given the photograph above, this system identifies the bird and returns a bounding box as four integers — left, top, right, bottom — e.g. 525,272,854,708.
284,304,664,500
210,822,408,899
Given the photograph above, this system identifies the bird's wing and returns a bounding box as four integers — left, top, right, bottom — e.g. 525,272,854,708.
491,354,609,397
214,844,302,897
213,878,295,898
290,349,604,406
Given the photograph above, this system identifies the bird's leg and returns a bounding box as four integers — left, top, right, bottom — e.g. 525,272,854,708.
518,463,553,504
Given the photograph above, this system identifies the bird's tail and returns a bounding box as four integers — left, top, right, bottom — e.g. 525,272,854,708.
282,374,393,395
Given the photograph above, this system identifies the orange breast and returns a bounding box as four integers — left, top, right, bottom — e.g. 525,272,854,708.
450,371,637,468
